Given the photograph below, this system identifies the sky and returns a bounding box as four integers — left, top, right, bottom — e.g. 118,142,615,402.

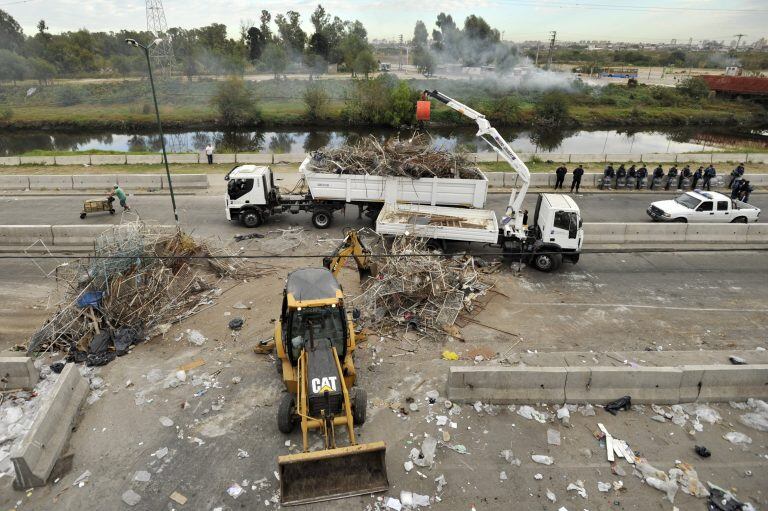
3,0,767,44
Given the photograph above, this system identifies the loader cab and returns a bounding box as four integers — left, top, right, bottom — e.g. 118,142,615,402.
532,193,583,251
280,269,348,365
224,165,275,220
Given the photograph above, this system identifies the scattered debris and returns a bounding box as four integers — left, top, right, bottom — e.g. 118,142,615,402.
441,351,459,361
695,445,711,458
400,491,430,508
228,318,244,330
597,481,611,492
227,483,244,499
547,428,561,446
434,474,447,493
546,489,557,502
404,461,414,472
72,470,91,487
604,395,632,415
169,491,188,505
738,398,768,432
566,480,587,499
122,489,142,506
499,450,521,466
152,447,169,459
531,455,553,465
517,405,548,423
159,416,174,427
534,473,543,480
237,449,250,459
187,330,207,346
729,356,747,365
723,431,752,446
385,496,403,510
133,470,151,482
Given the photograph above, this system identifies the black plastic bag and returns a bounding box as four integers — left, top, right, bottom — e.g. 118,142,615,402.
604,395,632,415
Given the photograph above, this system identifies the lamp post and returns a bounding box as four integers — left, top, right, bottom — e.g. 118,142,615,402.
125,38,179,224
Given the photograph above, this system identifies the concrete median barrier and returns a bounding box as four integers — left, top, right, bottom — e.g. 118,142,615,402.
0,357,39,390
28,175,73,190
565,366,683,404
447,366,566,404
55,155,91,165
211,153,236,164
19,156,56,165
474,152,497,163
537,153,569,162
485,172,504,188
681,154,712,164
90,154,127,165
503,173,518,187
623,223,686,244
118,174,162,189
165,153,199,164
685,224,748,244
72,174,118,190
747,223,768,243
236,153,273,164
570,154,605,163
682,364,768,401
605,154,639,163
0,225,54,246
0,175,29,190
584,223,626,244
745,153,768,164
126,154,162,164
642,153,675,163
162,174,208,189
529,174,551,187
11,363,88,489
273,153,308,164
711,154,742,164
52,225,113,246
0,156,21,165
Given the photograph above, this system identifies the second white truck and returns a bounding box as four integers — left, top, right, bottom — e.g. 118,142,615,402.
647,191,760,223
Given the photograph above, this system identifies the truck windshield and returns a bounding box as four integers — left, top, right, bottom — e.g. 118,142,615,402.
674,194,700,209
228,178,253,200
287,306,346,361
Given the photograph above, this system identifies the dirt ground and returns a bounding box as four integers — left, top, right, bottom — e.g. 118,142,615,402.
0,231,766,511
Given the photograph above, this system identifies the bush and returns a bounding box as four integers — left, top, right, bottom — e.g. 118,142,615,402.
0,106,12,120
486,96,522,124
303,83,329,121
534,91,570,128
650,86,680,107
55,85,86,106
388,81,417,126
343,76,418,127
211,77,260,127
676,77,710,100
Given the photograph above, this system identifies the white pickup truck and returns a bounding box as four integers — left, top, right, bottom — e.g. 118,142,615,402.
647,190,760,223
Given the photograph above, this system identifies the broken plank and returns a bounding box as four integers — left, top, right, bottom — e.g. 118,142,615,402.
606,434,615,462
177,358,205,372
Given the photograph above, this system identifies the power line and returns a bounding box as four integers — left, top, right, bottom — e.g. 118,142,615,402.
497,0,768,14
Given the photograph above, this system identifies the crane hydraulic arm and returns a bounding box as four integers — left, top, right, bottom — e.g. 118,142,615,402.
422,90,531,235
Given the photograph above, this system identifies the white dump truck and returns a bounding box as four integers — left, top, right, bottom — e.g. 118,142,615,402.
224,156,488,229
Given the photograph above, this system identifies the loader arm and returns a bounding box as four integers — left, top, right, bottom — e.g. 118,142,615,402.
322,229,376,280
423,90,531,234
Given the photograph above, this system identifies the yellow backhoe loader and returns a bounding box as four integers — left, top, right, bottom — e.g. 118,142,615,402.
274,268,388,506
322,228,377,281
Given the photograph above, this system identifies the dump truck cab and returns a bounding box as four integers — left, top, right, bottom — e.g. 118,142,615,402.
532,193,583,252
225,165,277,226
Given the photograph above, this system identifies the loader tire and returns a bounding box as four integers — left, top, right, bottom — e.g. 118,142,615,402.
277,393,296,434
352,388,367,425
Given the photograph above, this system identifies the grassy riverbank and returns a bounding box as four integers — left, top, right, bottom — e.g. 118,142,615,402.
1,76,765,131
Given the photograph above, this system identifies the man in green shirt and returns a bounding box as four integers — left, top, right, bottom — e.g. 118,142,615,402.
110,185,131,211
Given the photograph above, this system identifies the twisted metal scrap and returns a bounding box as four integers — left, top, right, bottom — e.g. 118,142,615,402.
307,135,483,180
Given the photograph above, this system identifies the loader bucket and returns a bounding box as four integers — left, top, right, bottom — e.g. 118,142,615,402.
278,441,388,506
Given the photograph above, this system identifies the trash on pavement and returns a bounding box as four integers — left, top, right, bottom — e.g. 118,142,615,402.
566,480,587,499
546,489,556,502
723,431,752,446
227,483,244,499
729,356,747,365
228,318,244,330
187,330,207,346
133,470,151,482
738,398,768,432
534,473,543,480
441,351,459,361
169,491,188,505
531,455,553,465
547,428,561,446
159,416,174,427
400,491,430,508
122,489,142,506
707,482,747,511
597,481,611,492
385,496,403,510
517,405,548,423
604,395,632,415
435,474,447,493
694,445,711,458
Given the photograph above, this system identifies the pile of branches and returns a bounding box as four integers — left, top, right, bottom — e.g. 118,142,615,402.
353,237,490,336
307,135,483,180
27,222,271,365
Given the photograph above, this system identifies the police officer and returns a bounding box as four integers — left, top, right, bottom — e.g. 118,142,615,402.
650,165,664,190
738,180,753,203
728,163,745,189
601,163,615,189
665,165,678,191
616,164,627,183
678,165,691,190
554,164,567,189
570,165,584,193
702,164,716,191
692,166,703,189
636,165,648,190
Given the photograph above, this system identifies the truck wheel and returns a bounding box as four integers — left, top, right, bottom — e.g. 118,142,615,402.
673,218,687,223
109,209,115,214
352,388,367,425
533,252,562,272
312,210,332,229
80,213,86,219
731,216,747,224
277,393,296,434
241,210,262,228
425,239,443,252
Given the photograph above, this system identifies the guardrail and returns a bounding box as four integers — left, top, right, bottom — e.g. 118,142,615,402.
1,152,767,166
0,174,207,192
0,223,765,249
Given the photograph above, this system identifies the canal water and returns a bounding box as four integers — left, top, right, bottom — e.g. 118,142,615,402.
2,127,766,156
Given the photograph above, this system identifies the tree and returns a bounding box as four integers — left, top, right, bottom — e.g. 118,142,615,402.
353,49,376,78
677,76,710,100
274,10,306,56
303,82,329,121
389,81,417,126
36,19,48,37
534,91,570,128
0,49,27,84
340,21,373,76
211,77,260,127
261,43,288,78
30,57,56,84
259,10,273,42
413,21,428,46
246,26,265,61
413,45,436,76
0,9,24,52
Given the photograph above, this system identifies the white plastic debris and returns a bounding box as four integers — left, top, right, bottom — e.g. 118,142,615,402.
723,431,752,445
413,436,437,467
159,416,174,427
546,489,556,502
738,398,768,432
534,473,543,480
566,480,587,499
404,461,413,472
578,404,596,417
425,390,439,401
227,483,244,499
186,329,207,346
152,447,168,459
532,455,554,465
547,428,561,446
435,474,447,493
597,481,611,492
556,406,570,424
237,449,250,458
400,491,430,508
72,470,91,487
499,471,507,481
122,489,142,506
499,449,521,466
133,470,151,482
436,415,448,426
385,497,403,510
646,476,678,503
517,405,547,423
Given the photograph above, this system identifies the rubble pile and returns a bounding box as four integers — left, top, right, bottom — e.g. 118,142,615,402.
353,237,490,335
26,221,271,363
306,135,483,179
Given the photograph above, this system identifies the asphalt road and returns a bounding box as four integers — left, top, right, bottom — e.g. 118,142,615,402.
1,193,764,239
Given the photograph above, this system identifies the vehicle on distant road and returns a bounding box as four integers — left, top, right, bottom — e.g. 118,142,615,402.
647,190,760,223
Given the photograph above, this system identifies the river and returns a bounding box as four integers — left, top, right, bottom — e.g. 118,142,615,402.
2,127,767,156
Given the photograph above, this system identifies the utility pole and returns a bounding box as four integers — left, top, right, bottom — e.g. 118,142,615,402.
398,34,403,70
534,41,540,66
734,33,745,49
545,31,556,70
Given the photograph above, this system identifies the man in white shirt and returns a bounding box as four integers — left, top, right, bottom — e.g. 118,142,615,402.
205,144,214,164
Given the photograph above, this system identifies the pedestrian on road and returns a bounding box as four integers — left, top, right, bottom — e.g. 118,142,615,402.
650,165,664,190
205,144,214,164
665,165,678,191
570,165,584,193
703,165,716,191
636,165,648,190
678,165,691,189
692,166,703,189
554,165,567,189
110,185,130,211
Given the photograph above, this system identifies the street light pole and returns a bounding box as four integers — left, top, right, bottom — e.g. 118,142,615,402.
126,38,179,225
